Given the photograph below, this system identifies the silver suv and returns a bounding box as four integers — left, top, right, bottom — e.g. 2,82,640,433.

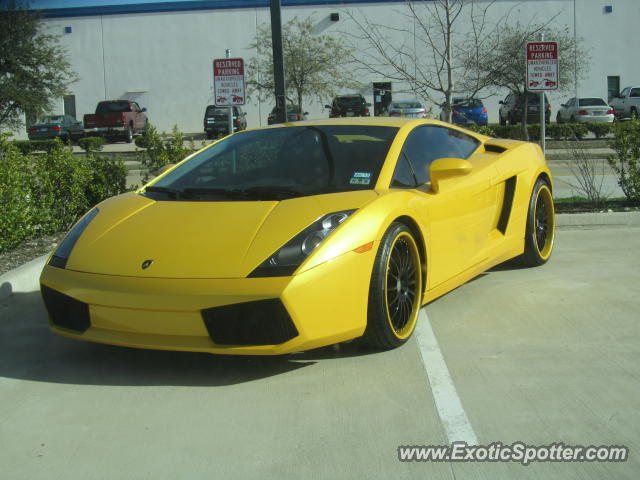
610,86,640,120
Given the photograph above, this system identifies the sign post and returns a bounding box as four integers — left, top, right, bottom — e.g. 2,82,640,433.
213,55,246,136
526,40,558,154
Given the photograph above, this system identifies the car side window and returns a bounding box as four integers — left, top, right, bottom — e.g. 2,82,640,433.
391,153,418,188
401,125,480,184
620,87,630,98
630,88,640,98
567,98,574,107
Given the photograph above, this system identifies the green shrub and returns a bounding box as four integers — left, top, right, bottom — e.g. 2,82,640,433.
586,122,613,139
466,124,496,137
546,123,567,141
607,120,640,203
0,134,130,253
30,142,91,233
0,136,37,251
79,136,106,153
85,154,128,207
136,124,195,183
492,125,522,140
11,139,60,154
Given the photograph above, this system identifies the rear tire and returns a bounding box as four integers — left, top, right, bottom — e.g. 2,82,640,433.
124,124,133,143
363,223,423,349
520,179,555,267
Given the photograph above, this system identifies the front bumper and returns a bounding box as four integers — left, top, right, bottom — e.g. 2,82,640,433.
39,246,375,355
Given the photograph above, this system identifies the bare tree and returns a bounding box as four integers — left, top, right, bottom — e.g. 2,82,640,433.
247,16,359,113
561,138,611,208
470,22,589,138
344,0,502,122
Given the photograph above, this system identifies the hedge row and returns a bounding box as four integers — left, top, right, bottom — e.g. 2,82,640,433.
0,136,128,253
467,122,613,141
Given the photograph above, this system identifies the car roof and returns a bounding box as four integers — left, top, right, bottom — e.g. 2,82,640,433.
249,117,466,130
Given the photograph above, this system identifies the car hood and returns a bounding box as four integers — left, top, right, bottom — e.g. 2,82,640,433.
65,190,377,279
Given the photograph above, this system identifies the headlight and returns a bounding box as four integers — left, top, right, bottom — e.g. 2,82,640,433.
249,210,355,277
48,208,99,269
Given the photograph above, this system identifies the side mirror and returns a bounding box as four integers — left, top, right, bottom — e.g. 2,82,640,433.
324,104,331,109
429,158,472,193
498,100,504,105
304,112,309,115
141,107,147,112
561,104,566,108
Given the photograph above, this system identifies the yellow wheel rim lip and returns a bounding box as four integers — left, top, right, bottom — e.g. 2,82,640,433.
534,185,555,260
383,232,422,340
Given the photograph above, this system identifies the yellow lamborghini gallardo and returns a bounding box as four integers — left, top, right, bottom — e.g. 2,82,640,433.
40,118,555,355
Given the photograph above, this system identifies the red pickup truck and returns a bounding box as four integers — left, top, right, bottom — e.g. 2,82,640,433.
83,100,148,143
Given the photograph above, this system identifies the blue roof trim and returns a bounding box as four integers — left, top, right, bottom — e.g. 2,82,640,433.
36,0,411,18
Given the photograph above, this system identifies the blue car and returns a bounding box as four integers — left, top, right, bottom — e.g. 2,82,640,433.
441,98,488,126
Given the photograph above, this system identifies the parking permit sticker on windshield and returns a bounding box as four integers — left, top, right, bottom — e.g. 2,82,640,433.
350,172,372,185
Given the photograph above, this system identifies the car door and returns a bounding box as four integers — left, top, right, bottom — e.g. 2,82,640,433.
395,125,499,287
618,87,630,115
563,98,575,121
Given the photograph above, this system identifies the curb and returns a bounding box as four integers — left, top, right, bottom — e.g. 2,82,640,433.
1,211,639,301
556,211,640,228
0,253,49,302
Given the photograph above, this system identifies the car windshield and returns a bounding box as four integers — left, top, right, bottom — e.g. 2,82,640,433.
453,98,483,108
38,116,65,124
96,102,130,114
146,125,398,201
206,107,229,116
392,102,422,109
579,98,607,106
336,96,364,107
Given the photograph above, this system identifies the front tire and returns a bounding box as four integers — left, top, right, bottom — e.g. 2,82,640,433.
520,179,555,266
363,223,422,349
631,108,638,120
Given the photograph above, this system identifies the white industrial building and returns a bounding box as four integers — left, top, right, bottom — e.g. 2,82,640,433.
21,0,640,135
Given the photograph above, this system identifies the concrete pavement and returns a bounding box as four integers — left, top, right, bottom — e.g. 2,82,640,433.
1,215,638,479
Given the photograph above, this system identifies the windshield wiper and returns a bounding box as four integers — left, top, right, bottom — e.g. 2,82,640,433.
144,186,183,199
146,186,305,201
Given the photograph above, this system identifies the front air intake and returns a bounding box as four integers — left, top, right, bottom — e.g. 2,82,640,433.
40,285,90,333
201,299,298,346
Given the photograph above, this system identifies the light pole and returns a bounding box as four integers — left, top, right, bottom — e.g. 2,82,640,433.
270,0,287,123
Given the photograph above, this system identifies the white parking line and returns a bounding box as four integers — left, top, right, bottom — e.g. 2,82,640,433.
415,309,478,445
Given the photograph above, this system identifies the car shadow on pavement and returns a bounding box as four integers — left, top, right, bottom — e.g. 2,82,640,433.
0,291,378,387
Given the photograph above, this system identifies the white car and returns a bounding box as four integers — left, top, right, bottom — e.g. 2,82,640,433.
556,97,614,123
384,100,428,118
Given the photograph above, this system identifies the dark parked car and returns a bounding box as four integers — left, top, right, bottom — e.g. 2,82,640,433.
325,95,371,117
204,105,247,138
499,92,550,125
267,105,308,125
27,115,84,142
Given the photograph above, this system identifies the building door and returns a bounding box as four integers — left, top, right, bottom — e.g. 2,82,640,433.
373,82,392,116
607,76,620,102
64,95,77,119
